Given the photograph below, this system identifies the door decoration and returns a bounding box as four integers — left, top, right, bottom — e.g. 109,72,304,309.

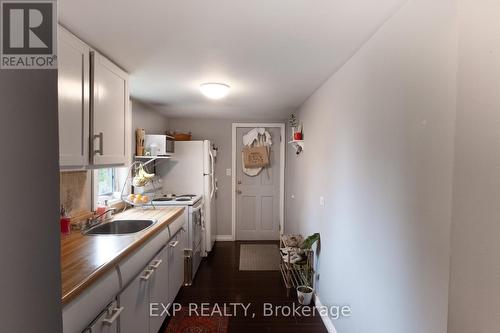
241,128,272,176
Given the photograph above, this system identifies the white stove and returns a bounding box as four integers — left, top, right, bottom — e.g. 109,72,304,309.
149,193,203,284
151,194,202,206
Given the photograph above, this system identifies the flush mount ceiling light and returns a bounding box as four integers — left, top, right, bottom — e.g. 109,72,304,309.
200,83,230,100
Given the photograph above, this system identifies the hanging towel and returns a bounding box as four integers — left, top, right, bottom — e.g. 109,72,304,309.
242,128,273,147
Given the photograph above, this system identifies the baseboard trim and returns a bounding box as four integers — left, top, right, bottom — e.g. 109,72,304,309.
215,235,234,241
315,293,338,333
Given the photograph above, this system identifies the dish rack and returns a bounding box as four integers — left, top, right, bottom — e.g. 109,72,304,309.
279,236,315,297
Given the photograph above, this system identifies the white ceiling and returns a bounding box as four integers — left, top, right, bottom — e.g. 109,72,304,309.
59,0,405,120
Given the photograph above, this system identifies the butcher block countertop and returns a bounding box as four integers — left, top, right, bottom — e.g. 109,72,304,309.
60,206,185,305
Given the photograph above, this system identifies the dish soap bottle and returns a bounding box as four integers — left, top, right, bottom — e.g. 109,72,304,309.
60,205,71,235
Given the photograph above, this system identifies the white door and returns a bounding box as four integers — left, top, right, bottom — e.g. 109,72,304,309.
58,27,89,168
236,127,282,240
91,51,128,166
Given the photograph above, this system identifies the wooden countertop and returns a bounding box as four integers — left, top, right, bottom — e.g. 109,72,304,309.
60,206,185,305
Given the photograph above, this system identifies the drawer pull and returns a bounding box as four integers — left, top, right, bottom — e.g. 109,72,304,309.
169,240,179,248
103,306,124,325
140,269,154,281
150,259,163,269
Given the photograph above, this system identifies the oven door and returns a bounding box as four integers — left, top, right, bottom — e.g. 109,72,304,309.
192,203,202,249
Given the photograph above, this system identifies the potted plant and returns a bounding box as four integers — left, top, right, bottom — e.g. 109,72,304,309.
294,123,303,141
296,233,320,305
297,285,314,305
289,114,302,140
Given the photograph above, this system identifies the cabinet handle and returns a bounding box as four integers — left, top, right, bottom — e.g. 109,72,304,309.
93,132,103,156
140,269,154,281
89,51,96,163
102,306,124,325
169,240,179,248
150,259,163,269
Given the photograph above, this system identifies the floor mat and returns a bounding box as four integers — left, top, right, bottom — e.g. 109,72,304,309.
239,244,280,271
164,307,229,333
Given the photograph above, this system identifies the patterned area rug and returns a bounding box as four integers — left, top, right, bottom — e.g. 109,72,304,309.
239,244,280,271
164,308,229,333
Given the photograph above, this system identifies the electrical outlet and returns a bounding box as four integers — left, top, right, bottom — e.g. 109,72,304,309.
319,196,325,207
226,168,232,176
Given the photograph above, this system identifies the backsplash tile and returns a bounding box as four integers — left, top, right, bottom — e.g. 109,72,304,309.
60,171,91,217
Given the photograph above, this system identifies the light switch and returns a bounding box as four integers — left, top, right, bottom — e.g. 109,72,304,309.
226,168,232,176
319,196,325,207
291,194,295,199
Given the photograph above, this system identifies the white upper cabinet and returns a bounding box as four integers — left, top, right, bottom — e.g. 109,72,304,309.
90,51,129,166
58,25,130,169
58,27,90,169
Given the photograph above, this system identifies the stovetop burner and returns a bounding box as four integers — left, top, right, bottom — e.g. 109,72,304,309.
153,197,174,202
175,197,191,201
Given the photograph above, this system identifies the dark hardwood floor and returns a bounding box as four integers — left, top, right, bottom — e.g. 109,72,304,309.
162,241,328,333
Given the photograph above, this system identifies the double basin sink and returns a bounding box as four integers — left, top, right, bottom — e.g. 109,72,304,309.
84,219,156,235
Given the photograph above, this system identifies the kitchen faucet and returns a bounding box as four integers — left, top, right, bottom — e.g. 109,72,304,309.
83,208,116,231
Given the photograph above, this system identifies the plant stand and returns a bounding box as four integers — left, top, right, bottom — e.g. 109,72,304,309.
279,236,315,297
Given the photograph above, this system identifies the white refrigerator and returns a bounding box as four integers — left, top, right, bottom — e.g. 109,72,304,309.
159,140,217,256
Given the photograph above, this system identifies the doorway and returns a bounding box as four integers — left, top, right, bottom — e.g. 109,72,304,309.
231,123,285,240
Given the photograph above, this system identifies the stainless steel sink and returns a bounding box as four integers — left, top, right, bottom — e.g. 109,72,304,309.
84,219,156,235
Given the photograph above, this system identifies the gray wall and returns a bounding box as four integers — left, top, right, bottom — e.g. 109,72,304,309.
169,118,284,236
448,1,500,331
285,0,458,332
0,71,62,330
132,99,169,135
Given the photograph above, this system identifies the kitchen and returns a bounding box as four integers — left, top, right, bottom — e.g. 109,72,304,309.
3,1,500,333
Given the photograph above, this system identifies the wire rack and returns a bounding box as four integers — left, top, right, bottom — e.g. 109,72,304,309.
279,237,315,297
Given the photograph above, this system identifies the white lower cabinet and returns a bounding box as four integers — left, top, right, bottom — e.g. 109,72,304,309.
118,263,154,333
69,220,188,333
83,301,122,333
118,230,187,333
168,229,187,303
149,248,169,333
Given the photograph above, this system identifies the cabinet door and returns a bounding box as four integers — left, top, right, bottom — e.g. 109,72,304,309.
168,230,186,302
167,233,178,304
176,227,188,287
91,51,128,166
118,267,151,333
149,248,169,333
58,26,89,168
84,301,120,333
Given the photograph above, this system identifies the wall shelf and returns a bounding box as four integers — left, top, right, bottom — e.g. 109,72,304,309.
288,140,304,155
134,155,172,166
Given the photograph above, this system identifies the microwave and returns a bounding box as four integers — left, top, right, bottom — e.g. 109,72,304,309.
144,134,175,156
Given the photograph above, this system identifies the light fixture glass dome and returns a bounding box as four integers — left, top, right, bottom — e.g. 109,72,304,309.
200,83,230,99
